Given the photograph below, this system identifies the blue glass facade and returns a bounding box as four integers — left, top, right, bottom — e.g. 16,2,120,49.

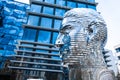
0,0,29,68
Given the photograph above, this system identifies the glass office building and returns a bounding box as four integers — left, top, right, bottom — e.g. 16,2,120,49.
0,0,29,69
9,0,97,80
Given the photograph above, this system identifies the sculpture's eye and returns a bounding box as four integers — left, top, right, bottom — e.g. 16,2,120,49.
65,25,73,30
60,25,73,34
60,30,64,34
69,26,72,29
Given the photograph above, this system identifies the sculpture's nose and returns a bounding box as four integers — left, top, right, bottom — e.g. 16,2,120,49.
55,39,64,47
55,34,64,47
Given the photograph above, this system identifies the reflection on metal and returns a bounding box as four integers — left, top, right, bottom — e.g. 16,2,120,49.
56,8,115,80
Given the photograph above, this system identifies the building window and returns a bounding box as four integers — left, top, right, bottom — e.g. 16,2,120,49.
87,0,95,2
56,0,65,6
54,19,61,29
22,28,37,41
52,56,61,60
35,0,43,1
51,51,59,54
27,15,39,26
52,32,58,44
40,17,52,28
31,4,41,13
36,49,49,53
37,30,51,43
78,3,86,8
88,5,96,10
44,0,54,4
55,8,65,17
67,1,77,8
43,6,54,15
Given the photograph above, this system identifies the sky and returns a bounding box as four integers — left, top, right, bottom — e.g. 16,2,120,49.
96,0,120,52
15,0,120,52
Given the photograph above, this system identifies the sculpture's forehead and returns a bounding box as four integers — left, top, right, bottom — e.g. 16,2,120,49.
61,17,78,29
60,8,106,30
62,17,77,24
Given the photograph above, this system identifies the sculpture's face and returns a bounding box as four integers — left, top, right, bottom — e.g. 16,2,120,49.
55,17,89,55
55,17,82,46
55,8,107,52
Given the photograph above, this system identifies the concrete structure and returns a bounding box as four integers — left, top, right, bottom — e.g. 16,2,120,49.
103,49,118,76
115,44,120,74
114,44,120,80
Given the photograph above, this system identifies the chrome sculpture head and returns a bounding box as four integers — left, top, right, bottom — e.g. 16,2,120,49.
56,8,107,53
